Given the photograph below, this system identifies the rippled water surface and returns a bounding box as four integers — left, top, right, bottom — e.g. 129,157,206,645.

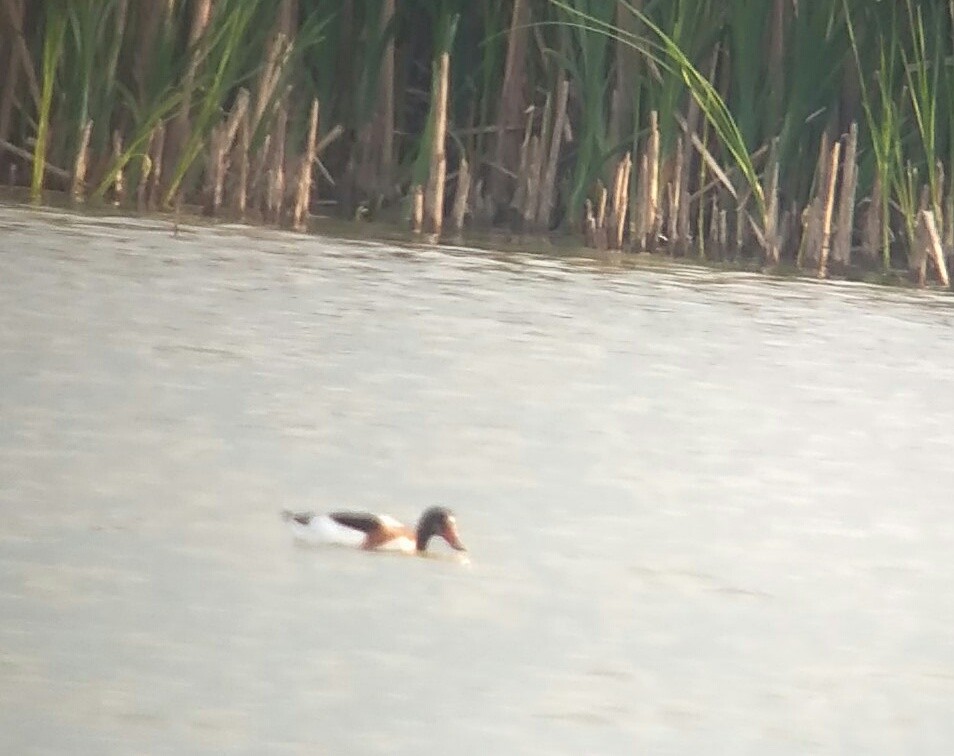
2,204,954,754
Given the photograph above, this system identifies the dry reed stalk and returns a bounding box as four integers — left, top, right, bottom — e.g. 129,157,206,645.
596,182,608,230
510,107,534,215
70,119,93,203
355,0,395,198
111,130,125,205
0,138,71,182
632,150,648,251
945,193,954,260
584,199,596,247
411,184,424,233
423,52,450,236
668,136,684,249
250,134,271,214
646,111,661,250
831,123,858,272
915,210,950,287
378,0,395,186
264,98,289,223
709,194,719,251
471,180,495,226
613,0,639,134
799,131,832,267
136,132,154,211
316,125,344,157
524,91,551,224
252,34,289,135
292,98,320,232
165,0,213,193
762,141,780,266
536,78,570,230
147,123,166,209
860,175,883,264
450,155,470,234
522,135,543,229
817,140,841,278
677,135,693,253
718,209,728,252
490,0,530,206
734,204,746,259
232,109,250,217
696,200,706,258
593,183,608,250
205,88,250,215
610,152,632,250
781,202,798,261
608,86,623,150
935,161,945,216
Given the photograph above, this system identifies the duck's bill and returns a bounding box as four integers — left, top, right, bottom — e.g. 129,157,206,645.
443,524,467,551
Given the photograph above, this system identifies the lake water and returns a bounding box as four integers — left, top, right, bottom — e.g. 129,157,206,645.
2,204,954,754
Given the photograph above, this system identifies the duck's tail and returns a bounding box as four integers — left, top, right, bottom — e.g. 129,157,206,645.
281,509,314,526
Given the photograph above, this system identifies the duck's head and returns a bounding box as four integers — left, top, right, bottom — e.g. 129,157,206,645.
416,506,467,552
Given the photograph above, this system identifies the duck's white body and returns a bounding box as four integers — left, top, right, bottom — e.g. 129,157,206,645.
285,513,416,552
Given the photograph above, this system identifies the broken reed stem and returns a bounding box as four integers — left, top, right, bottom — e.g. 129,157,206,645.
511,107,533,215
411,184,424,233
205,88,250,216
668,136,684,250
111,130,125,205
70,119,92,202
763,140,780,266
490,0,530,206
535,78,569,230
916,210,950,287
232,108,250,217
593,181,608,250
164,0,212,194
945,193,954,258
584,198,596,246
646,110,660,250
632,150,648,250
450,155,470,234
423,51,450,236
250,133,271,213
831,123,858,271
0,138,71,182
818,140,841,278
860,174,883,265
265,98,289,223
291,97,320,232
522,134,543,229
136,131,154,211
147,123,165,210
610,152,632,250
677,135,693,253
798,131,832,268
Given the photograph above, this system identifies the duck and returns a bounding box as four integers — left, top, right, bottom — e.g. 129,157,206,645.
281,505,467,554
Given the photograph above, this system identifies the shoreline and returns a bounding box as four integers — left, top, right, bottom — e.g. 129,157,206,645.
1,189,924,294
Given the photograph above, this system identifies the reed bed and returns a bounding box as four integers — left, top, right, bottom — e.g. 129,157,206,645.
2,0,954,286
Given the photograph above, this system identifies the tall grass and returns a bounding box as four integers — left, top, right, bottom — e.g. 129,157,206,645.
2,0,954,281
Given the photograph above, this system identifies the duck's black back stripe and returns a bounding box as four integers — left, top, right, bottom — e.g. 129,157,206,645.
329,511,381,534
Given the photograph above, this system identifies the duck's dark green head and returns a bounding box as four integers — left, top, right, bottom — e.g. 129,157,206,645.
416,506,466,552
